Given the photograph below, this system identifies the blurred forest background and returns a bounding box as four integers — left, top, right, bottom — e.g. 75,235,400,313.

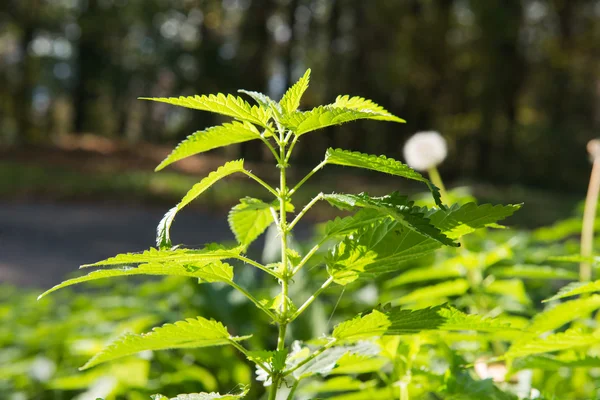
1,0,600,193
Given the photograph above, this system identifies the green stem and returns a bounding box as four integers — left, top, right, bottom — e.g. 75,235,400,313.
289,160,327,196
285,135,299,162
271,126,291,400
288,192,324,231
268,377,280,400
241,170,279,197
234,255,281,279
580,156,600,283
228,340,271,375
427,166,448,205
260,136,282,164
291,241,323,275
289,276,334,322
286,379,300,400
228,281,277,320
282,339,337,377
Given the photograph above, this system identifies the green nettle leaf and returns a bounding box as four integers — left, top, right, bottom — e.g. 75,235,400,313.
140,94,270,127
544,280,600,302
322,208,385,239
324,192,456,246
396,279,470,305
326,219,447,284
506,329,600,359
152,391,248,400
383,304,514,334
228,198,293,248
323,148,443,207
328,353,388,375
490,264,578,280
279,68,311,114
281,106,404,137
157,160,245,248
80,245,243,268
290,342,380,379
301,376,377,395
332,310,391,340
330,95,400,121
427,202,522,240
511,354,600,372
228,198,274,247
156,122,261,171
38,261,234,299
547,254,600,264
82,317,250,370
384,263,463,288
528,295,600,334
485,279,531,305
238,89,278,111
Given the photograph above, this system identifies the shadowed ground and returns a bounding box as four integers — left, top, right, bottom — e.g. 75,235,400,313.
0,201,232,287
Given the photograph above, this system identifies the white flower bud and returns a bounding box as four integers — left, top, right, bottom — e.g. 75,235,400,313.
402,131,447,171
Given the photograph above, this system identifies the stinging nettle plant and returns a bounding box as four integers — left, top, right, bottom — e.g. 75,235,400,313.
39,69,522,400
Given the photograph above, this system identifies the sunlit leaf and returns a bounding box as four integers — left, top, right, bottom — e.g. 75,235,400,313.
528,295,600,334
279,69,310,114
151,387,249,400
332,310,390,340
506,329,600,359
228,198,273,247
544,280,600,302
140,94,270,127
82,317,249,370
396,279,470,305
281,106,403,137
39,261,234,299
156,122,261,171
324,148,442,207
323,192,456,246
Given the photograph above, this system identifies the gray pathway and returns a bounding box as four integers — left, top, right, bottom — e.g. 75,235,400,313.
0,202,232,287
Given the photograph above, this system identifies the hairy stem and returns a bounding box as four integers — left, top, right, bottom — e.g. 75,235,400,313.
241,170,279,197
285,135,299,162
271,126,291,400
235,255,281,279
288,192,323,231
282,339,337,377
290,276,334,322
228,281,277,320
228,340,271,375
285,379,300,400
292,242,322,275
260,136,282,163
289,160,327,195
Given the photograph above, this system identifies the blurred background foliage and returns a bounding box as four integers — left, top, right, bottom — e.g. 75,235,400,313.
1,0,600,193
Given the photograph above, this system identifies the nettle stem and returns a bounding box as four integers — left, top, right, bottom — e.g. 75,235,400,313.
427,166,448,205
580,139,600,283
271,130,291,400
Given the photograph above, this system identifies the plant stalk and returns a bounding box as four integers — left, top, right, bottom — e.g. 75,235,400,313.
427,166,448,205
271,128,291,400
581,141,600,283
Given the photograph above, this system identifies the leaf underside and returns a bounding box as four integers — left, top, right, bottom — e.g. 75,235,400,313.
324,148,443,207
157,159,245,248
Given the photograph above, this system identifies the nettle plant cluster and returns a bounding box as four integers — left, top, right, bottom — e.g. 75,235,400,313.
40,70,521,399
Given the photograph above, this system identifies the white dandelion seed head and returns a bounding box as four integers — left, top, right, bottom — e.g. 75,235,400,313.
402,131,447,171
588,139,600,159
